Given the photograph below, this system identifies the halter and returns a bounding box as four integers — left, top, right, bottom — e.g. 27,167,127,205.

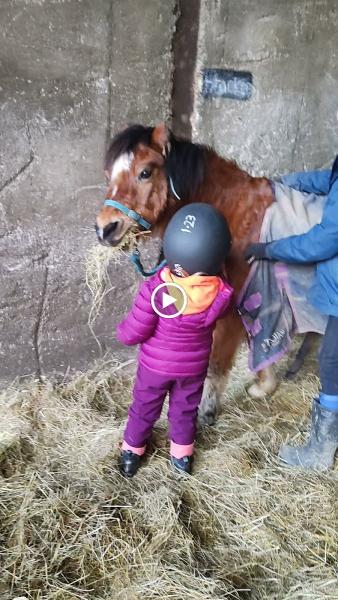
104,198,152,230
103,176,181,277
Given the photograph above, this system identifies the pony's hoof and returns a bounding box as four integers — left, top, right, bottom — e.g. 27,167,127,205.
247,382,268,399
248,367,277,399
198,410,216,426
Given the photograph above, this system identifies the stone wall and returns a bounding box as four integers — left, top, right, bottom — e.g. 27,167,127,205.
0,0,176,385
192,0,338,176
2,0,338,385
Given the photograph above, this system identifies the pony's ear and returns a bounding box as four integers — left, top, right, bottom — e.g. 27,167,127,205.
151,122,170,157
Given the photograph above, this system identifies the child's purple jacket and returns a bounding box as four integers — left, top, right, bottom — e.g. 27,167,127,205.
117,270,233,377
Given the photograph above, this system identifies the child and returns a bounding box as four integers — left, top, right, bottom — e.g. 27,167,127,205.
116,203,233,476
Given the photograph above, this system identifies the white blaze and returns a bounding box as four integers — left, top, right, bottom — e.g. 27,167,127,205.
110,152,133,185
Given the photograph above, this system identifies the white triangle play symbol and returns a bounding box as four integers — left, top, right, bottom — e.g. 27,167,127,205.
162,291,176,309
151,282,187,318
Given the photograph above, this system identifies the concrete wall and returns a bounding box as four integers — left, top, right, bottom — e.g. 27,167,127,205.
2,0,338,385
193,0,338,176
0,0,176,385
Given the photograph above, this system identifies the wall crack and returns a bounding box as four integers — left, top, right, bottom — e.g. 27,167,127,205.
171,0,201,139
291,92,305,169
0,153,34,195
105,0,114,150
33,265,49,381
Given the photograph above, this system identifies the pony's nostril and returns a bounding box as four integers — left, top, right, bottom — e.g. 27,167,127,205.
103,221,118,239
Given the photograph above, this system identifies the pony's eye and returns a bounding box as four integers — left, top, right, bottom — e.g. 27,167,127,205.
139,168,152,180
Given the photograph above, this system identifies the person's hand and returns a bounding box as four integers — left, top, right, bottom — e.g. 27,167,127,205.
244,243,270,264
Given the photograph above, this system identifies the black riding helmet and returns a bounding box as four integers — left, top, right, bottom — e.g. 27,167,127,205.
163,203,232,276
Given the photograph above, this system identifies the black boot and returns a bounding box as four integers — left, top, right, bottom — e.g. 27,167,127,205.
171,455,193,474
119,450,142,478
279,398,338,470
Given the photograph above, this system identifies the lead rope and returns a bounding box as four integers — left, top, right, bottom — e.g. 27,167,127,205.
131,248,167,277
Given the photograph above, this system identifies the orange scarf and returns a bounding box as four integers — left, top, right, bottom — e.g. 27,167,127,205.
161,267,222,315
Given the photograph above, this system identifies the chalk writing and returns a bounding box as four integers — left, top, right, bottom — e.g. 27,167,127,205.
202,69,253,101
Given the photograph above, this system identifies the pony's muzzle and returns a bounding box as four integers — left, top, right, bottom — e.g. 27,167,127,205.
95,220,122,246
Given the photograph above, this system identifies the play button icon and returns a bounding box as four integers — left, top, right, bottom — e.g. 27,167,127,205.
151,282,188,318
162,291,177,309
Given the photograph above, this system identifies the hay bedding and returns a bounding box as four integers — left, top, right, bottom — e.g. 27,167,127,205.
1,349,337,600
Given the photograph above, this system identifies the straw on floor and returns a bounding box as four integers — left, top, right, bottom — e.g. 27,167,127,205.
0,347,337,600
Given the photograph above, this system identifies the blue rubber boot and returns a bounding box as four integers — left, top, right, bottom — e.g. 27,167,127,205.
279,398,338,471
318,393,338,411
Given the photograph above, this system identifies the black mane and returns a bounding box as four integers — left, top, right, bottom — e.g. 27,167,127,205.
105,124,207,199
105,125,154,170
166,133,206,200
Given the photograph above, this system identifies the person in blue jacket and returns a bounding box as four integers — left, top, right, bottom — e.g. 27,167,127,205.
244,156,338,471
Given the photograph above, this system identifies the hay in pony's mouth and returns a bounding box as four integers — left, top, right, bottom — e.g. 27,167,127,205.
85,229,149,327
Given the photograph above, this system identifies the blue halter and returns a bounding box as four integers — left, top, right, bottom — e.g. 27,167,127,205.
104,199,152,230
103,177,181,276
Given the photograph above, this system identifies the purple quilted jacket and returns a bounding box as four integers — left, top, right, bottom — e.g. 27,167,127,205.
116,271,233,377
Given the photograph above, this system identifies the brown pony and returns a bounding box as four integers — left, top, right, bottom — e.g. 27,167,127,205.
96,123,277,424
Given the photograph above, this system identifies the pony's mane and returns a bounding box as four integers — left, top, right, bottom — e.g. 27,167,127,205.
166,133,207,200
105,124,208,199
105,125,153,170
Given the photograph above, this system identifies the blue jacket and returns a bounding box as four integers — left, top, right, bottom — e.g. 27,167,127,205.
267,157,338,317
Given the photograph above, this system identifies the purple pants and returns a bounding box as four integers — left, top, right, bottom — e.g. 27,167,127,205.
123,363,206,448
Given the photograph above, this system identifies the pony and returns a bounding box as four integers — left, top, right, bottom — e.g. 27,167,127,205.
95,122,280,425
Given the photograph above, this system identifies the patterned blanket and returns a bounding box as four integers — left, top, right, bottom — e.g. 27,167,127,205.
237,182,328,372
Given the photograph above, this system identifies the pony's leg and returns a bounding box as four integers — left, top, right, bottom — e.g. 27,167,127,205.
199,364,227,426
247,366,277,399
199,312,244,426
